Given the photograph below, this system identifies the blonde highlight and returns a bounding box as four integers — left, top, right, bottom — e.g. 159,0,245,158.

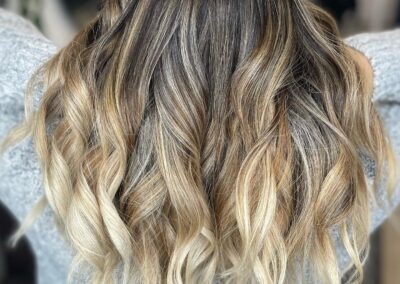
1,0,398,283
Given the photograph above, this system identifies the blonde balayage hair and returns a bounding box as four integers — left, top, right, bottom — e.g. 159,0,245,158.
1,0,398,283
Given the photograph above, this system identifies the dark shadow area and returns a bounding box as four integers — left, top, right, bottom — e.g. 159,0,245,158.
0,202,36,284
317,0,356,21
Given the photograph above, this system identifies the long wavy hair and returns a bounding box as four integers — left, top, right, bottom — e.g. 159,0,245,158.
1,0,398,283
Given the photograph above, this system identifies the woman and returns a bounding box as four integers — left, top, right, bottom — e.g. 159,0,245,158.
0,1,399,283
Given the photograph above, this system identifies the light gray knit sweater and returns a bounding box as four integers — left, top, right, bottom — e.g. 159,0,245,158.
0,8,399,284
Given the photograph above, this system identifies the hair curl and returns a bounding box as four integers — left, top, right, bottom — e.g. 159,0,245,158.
1,0,398,283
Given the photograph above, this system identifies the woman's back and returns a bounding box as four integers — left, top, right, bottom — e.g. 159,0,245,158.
0,2,399,283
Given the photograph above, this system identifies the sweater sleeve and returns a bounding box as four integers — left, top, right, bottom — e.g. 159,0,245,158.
332,30,400,275
0,9,73,284
345,29,400,234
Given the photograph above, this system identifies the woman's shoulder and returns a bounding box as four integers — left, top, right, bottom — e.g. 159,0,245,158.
0,8,57,101
0,8,38,33
0,9,68,283
345,28,400,228
0,8,57,152
0,7,57,54
345,28,400,103
0,7,54,43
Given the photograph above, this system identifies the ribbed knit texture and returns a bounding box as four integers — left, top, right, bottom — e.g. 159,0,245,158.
0,8,399,283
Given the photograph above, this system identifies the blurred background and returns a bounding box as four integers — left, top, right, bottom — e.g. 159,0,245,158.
0,0,399,283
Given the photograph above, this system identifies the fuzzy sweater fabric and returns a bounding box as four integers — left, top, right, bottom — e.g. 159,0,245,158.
0,8,399,284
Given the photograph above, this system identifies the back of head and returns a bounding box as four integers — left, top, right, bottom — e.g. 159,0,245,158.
1,0,397,283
